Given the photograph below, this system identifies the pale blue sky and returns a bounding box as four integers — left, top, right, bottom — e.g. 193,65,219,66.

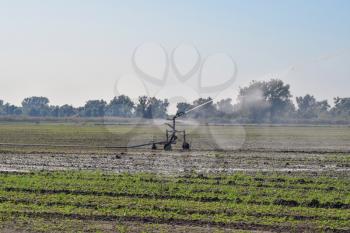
0,0,349,108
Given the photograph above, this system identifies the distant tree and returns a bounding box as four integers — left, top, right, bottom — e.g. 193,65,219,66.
0,87,348,123
22,97,50,117
191,97,217,118
106,95,135,117
216,98,234,115
83,100,106,117
317,100,330,113
331,97,350,117
236,80,293,122
0,100,3,115
0,101,22,116
284,99,297,118
59,105,76,117
0,100,24,116
147,97,169,118
135,96,148,118
49,106,60,117
48,104,76,117
264,79,292,120
6,104,22,115
135,96,169,118
176,102,192,114
76,106,85,117
296,95,330,119
236,81,270,122
296,95,317,118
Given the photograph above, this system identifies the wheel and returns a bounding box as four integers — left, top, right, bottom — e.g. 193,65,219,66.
182,142,190,150
151,143,157,150
164,143,172,151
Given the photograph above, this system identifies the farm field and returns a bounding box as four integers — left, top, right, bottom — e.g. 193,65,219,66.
0,123,350,152
0,123,349,232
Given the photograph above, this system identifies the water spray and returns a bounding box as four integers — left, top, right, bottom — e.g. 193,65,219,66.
152,99,214,151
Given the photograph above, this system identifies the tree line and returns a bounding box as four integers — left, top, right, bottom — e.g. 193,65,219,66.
1,79,349,123
0,95,170,119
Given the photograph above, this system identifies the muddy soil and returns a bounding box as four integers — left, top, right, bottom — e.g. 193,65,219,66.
0,149,348,175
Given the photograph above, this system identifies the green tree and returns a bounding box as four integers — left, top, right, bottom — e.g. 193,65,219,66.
0,101,22,116
135,96,169,118
83,100,106,117
59,105,76,117
296,95,317,119
148,97,169,118
216,98,234,115
176,102,192,114
296,95,330,119
264,79,292,120
237,80,293,122
0,100,3,115
135,96,148,118
49,106,60,117
236,81,270,122
191,97,217,118
106,95,135,117
331,97,350,117
22,97,50,116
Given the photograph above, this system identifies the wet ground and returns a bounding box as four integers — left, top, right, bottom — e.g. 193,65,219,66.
0,149,348,175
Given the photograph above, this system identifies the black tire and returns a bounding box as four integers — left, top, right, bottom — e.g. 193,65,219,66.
164,143,172,151
182,142,190,150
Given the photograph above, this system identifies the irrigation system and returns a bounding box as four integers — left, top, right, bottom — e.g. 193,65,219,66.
158,99,213,150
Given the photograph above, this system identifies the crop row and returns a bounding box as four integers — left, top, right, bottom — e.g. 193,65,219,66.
0,171,349,231
0,200,349,232
0,172,348,208
4,170,347,189
0,189,349,221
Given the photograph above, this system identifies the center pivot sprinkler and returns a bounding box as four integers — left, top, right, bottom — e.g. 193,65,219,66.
163,111,189,151
152,99,213,151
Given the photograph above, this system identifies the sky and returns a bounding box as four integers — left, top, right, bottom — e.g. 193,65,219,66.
0,0,349,111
